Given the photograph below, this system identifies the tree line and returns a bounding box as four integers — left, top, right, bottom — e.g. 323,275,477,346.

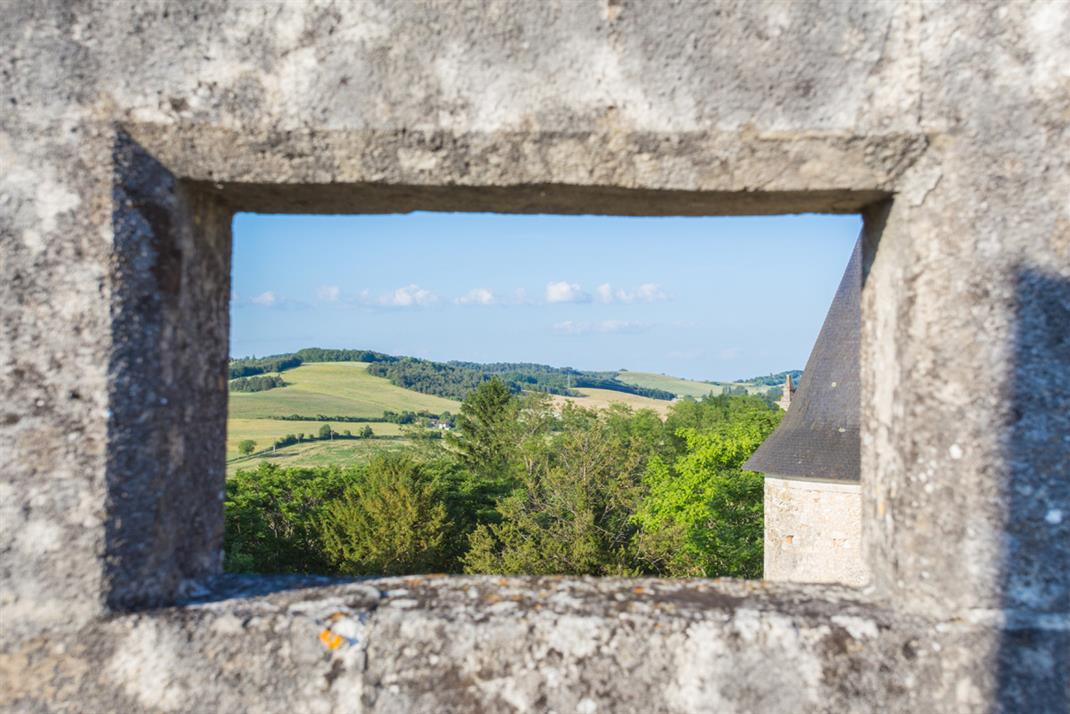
269,410,453,426
741,369,803,387
229,375,287,392
224,381,779,578
228,346,676,401
228,347,395,379
236,424,382,457
367,357,676,401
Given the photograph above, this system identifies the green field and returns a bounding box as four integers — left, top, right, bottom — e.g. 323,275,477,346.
615,371,768,398
228,362,461,419
226,362,458,469
552,387,674,416
226,438,415,475
226,418,404,457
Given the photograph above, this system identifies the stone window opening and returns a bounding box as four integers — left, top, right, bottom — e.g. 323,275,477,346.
220,205,863,585
103,128,892,609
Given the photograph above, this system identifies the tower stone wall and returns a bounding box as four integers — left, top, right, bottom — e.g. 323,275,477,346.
764,475,868,586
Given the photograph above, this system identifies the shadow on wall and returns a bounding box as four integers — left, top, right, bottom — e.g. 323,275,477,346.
107,132,229,610
997,268,1070,712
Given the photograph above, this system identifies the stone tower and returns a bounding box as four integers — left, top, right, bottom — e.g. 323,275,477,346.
745,238,866,586
776,373,794,411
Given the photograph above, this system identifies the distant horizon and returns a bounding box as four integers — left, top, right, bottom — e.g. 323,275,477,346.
227,343,803,385
230,212,860,382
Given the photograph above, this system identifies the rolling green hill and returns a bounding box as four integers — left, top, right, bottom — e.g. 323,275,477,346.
227,362,460,468
225,357,792,472
615,372,725,399
229,347,675,401
551,387,675,416
228,362,461,419
615,372,769,399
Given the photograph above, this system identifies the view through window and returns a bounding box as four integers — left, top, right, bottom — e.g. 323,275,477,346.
225,212,860,580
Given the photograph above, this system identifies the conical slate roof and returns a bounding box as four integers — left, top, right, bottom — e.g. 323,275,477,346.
744,237,861,482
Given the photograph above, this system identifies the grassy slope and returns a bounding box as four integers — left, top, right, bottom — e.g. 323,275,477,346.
228,362,461,419
614,372,725,399
551,387,674,416
226,438,414,475
615,371,769,398
226,418,404,457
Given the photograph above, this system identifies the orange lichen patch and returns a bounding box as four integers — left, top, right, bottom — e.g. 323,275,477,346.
633,586,646,595
482,593,501,604
319,629,344,651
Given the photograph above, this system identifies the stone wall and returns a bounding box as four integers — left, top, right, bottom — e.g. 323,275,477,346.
1,1,1067,711
764,476,867,586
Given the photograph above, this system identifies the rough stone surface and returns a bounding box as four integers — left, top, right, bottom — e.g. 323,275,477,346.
2,575,1066,714
764,477,868,587
1,1,1068,711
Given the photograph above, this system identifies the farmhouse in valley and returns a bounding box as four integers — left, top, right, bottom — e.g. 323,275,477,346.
745,239,866,586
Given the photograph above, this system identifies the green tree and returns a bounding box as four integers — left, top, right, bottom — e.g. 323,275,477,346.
318,423,333,440
633,396,780,578
360,425,374,439
238,439,257,456
445,378,517,476
224,463,347,573
463,403,652,576
320,455,452,575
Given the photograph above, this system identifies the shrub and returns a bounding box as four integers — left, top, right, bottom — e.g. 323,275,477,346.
320,455,452,575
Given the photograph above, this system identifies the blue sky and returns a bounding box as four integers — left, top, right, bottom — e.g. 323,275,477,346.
231,212,860,382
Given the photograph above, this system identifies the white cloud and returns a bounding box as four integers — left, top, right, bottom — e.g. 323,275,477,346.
631,283,668,302
456,287,497,305
377,284,438,307
546,281,590,304
250,291,277,307
553,320,650,335
241,291,310,310
317,285,341,302
595,282,669,304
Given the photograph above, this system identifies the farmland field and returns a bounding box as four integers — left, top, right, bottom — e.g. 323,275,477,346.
226,418,404,457
228,362,461,419
615,371,768,398
226,362,458,471
226,438,415,475
551,387,674,416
